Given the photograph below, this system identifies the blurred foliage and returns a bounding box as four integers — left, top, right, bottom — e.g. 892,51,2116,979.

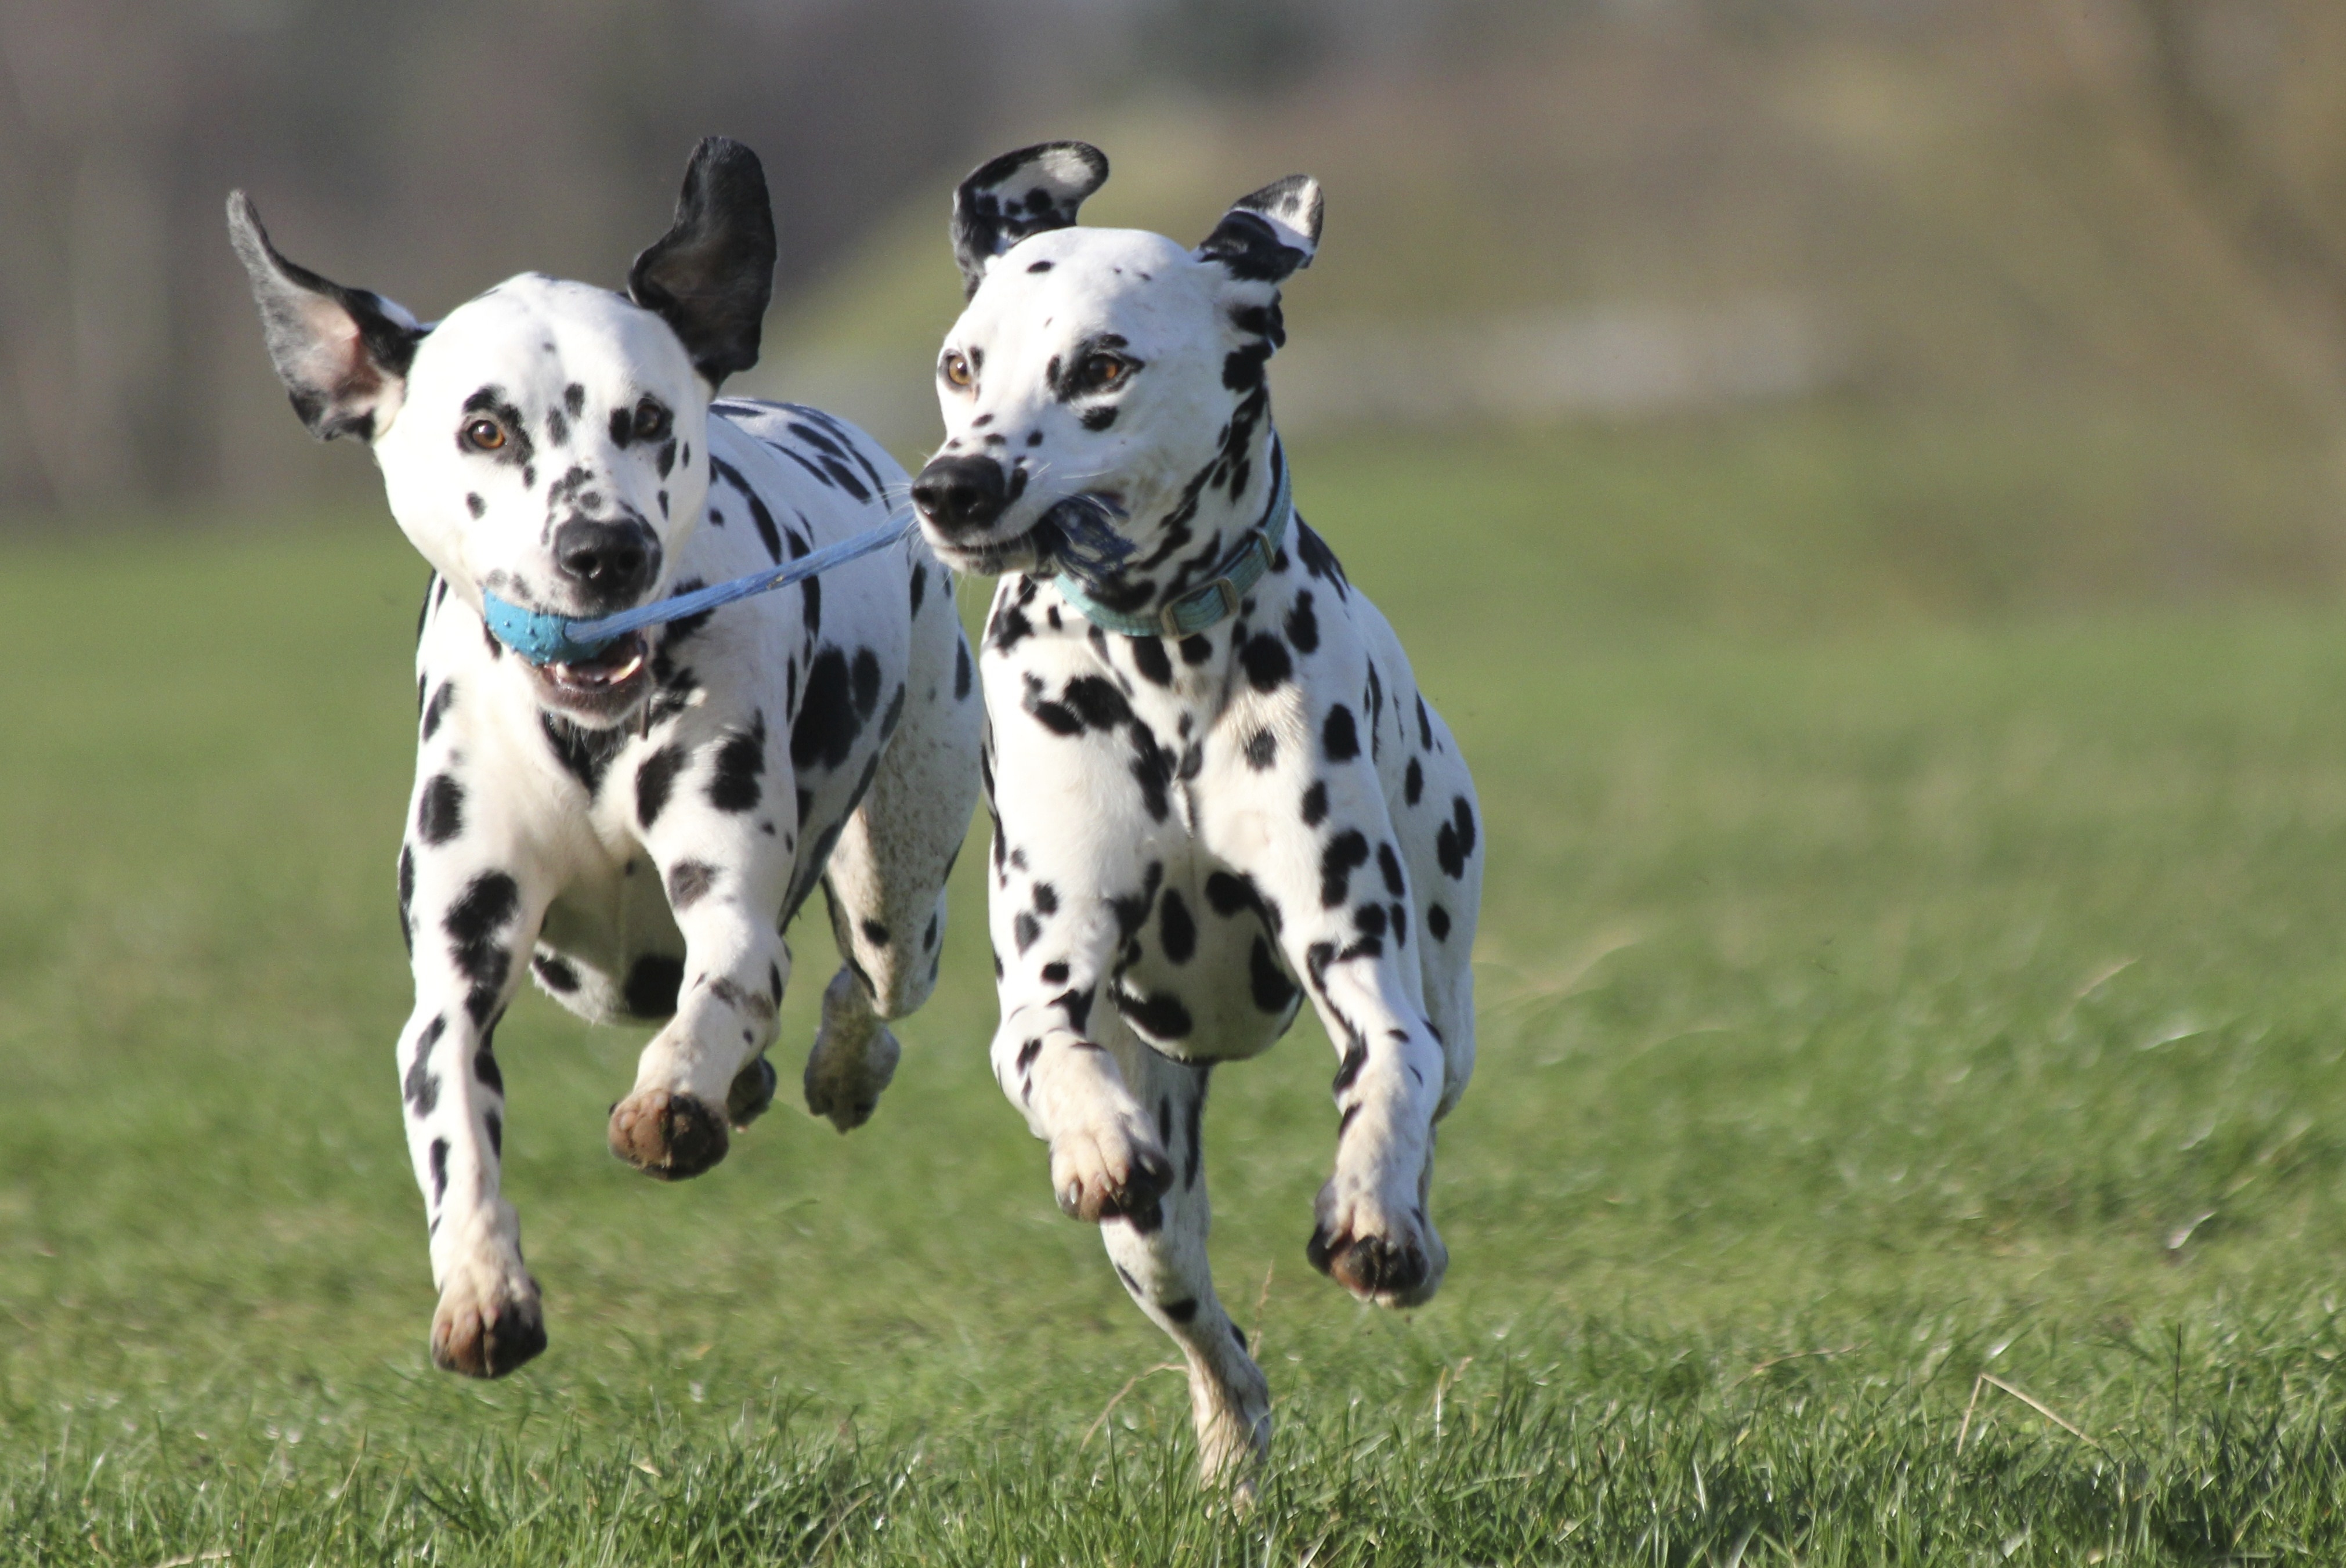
12,0,2346,635
0,0,1114,511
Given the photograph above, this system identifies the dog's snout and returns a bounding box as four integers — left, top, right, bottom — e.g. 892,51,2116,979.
554,517,659,604
912,454,1009,534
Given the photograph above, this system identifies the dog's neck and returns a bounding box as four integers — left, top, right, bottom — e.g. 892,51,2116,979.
1048,421,1285,623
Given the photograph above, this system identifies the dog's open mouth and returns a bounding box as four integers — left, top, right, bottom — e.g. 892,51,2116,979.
927,494,1132,579
528,630,650,716
934,525,1054,577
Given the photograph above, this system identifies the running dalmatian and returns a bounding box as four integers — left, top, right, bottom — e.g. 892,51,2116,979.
229,139,981,1378
910,143,1483,1486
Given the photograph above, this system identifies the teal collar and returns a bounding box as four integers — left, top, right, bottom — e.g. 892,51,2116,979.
1053,451,1291,640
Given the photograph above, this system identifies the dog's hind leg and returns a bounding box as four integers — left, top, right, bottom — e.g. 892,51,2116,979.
803,558,984,1131
799,927,898,1135
1094,1032,1271,1493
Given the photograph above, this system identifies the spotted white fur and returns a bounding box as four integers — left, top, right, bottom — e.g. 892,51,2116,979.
913,143,1483,1487
231,139,981,1378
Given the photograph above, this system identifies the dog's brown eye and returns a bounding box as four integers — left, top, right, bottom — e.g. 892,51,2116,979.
942,351,974,389
462,417,506,451
634,399,671,441
1080,355,1130,391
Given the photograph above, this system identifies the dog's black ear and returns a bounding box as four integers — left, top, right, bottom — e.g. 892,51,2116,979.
951,141,1108,299
227,192,425,443
1197,175,1322,284
628,137,777,387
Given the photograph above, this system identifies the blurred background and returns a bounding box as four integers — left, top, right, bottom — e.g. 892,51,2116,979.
8,0,2346,623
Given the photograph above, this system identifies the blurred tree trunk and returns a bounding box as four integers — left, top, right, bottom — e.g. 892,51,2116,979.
0,3,183,510
2058,0,2346,406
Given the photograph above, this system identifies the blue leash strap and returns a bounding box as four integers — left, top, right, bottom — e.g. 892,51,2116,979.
482,513,917,665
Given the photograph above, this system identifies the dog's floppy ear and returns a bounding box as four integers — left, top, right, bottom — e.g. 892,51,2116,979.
951,141,1109,299
227,192,425,443
1197,174,1322,284
628,137,778,387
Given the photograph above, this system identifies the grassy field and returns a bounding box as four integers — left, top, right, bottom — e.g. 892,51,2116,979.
8,411,2346,1563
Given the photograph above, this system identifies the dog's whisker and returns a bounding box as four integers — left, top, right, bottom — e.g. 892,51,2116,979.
1018,459,1122,493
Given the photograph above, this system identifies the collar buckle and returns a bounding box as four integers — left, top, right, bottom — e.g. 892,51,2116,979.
1162,577,1241,638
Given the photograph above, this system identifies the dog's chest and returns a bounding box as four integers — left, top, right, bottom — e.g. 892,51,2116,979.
992,632,1216,832
454,668,679,862
982,592,1311,1061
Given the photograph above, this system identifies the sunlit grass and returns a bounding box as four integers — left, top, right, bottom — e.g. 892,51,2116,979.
6,414,2346,1562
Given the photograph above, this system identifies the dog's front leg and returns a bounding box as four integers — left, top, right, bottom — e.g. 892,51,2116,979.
398,837,551,1377
606,742,794,1180
985,827,1173,1224
1203,740,1451,1310
991,998,1173,1224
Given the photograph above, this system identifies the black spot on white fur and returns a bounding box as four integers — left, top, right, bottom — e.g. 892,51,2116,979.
1320,830,1369,908
1436,796,1477,879
1114,983,1193,1040
404,1014,446,1117
637,745,686,830
1239,634,1291,691
1322,705,1358,763
443,872,518,1027
533,952,580,993
707,712,767,812
397,846,416,953
791,650,860,771
421,681,456,742
624,953,684,1018
417,775,464,846
1159,888,1197,963
667,859,717,910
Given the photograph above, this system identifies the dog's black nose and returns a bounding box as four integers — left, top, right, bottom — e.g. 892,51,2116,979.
553,518,659,604
912,454,1008,534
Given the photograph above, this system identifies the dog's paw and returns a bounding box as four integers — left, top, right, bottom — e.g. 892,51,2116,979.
726,1055,778,1129
803,1020,900,1134
430,1261,545,1378
1307,1179,1447,1308
608,1088,730,1179
1050,1112,1174,1227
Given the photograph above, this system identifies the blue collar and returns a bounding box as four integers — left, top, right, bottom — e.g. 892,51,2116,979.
1052,451,1291,640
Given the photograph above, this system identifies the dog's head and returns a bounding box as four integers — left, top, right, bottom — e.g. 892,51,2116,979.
912,143,1321,611
229,138,776,724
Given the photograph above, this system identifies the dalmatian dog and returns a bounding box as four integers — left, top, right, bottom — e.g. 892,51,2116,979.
229,138,981,1378
910,142,1483,1486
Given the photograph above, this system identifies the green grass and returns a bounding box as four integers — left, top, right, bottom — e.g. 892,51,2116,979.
9,411,2346,1562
